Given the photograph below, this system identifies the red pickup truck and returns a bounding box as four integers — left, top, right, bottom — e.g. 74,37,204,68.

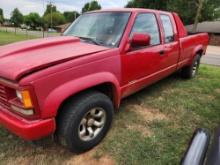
0,8,208,152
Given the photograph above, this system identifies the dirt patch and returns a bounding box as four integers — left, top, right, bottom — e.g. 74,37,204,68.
65,150,115,165
215,88,220,94
127,104,168,122
157,96,164,101
4,157,32,165
3,155,53,165
164,88,176,94
126,124,152,137
207,95,215,100
1,141,114,165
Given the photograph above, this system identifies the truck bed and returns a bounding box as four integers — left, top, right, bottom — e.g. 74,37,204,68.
177,33,209,69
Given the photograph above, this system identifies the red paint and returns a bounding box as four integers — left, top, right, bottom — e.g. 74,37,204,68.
0,108,55,140
130,33,151,47
0,8,208,140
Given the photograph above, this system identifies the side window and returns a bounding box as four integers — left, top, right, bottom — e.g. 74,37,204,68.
130,13,160,46
160,14,174,43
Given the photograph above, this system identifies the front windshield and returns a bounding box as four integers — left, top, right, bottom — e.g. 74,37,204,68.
64,12,131,47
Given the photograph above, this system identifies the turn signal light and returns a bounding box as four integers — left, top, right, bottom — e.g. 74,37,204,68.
16,90,33,109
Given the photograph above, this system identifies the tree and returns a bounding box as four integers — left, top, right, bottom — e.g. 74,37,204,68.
126,0,168,10
43,3,66,28
214,8,220,20
192,0,204,32
43,12,65,28
200,0,220,21
10,8,23,27
44,3,57,16
82,1,101,13
125,0,220,25
63,11,79,22
24,13,42,29
167,0,197,25
0,8,4,24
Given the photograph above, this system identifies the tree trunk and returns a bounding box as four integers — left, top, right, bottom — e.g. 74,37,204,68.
192,0,204,33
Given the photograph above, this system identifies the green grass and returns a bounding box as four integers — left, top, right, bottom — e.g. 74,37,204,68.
0,33,220,164
100,65,220,165
0,65,219,165
0,31,36,45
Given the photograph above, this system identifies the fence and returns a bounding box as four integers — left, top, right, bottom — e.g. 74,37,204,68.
0,26,61,38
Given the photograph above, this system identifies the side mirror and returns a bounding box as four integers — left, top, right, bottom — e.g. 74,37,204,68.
181,128,210,165
130,33,151,48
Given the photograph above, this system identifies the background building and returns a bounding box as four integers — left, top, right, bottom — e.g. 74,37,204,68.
186,21,220,46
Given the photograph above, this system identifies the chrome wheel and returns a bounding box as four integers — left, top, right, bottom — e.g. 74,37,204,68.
192,60,199,77
78,107,106,141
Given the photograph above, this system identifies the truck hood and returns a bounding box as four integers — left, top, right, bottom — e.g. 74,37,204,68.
0,36,109,81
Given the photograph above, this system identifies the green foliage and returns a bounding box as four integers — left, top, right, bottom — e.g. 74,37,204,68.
82,1,101,13
169,0,220,25
0,8,3,16
10,8,23,27
0,8,4,24
44,4,57,16
214,8,220,20
167,0,197,25
125,0,220,25
43,4,68,27
126,0,168,10
63,11,79,22
43,12,65,28
24,13,42,29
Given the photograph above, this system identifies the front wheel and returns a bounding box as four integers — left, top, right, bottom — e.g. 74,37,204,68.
56,91,114,153
180,54,201,79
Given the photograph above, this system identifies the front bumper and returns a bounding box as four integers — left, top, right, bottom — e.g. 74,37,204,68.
0,107,55,140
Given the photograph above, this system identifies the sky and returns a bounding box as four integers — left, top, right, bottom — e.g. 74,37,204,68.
0,0,130,19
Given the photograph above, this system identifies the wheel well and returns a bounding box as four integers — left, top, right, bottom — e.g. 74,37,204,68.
196,49,203,57
56,82,116,119
93,83,114,101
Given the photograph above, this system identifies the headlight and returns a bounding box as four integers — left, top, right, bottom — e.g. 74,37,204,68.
16,90,33,109
16,90,22,101
11,105,34,116
11,90,34,116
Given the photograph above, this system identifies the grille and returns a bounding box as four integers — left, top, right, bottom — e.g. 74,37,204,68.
0,84,10,109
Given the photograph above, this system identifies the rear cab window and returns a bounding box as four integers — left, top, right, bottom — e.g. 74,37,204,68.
160,14,175,43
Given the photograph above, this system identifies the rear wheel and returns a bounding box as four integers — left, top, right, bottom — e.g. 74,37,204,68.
56,91,114,153
180,54,201,79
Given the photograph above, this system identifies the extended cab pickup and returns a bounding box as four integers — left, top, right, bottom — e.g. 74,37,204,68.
0,9,208,152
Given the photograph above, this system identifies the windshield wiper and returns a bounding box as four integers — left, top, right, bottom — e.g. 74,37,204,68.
76,36,101,46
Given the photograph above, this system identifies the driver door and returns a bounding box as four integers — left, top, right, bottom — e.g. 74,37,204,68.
121,13,164,97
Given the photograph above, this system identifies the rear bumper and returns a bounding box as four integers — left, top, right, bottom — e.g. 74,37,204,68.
0,107,55,140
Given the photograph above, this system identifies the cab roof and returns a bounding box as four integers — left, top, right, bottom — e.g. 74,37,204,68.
86,8,172,15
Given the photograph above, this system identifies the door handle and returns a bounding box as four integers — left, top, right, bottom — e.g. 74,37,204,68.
165,45,173,49
164,45,173,51
159,50,165,56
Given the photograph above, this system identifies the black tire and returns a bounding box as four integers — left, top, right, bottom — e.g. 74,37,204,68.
180,54,201,79
56,90,114,153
